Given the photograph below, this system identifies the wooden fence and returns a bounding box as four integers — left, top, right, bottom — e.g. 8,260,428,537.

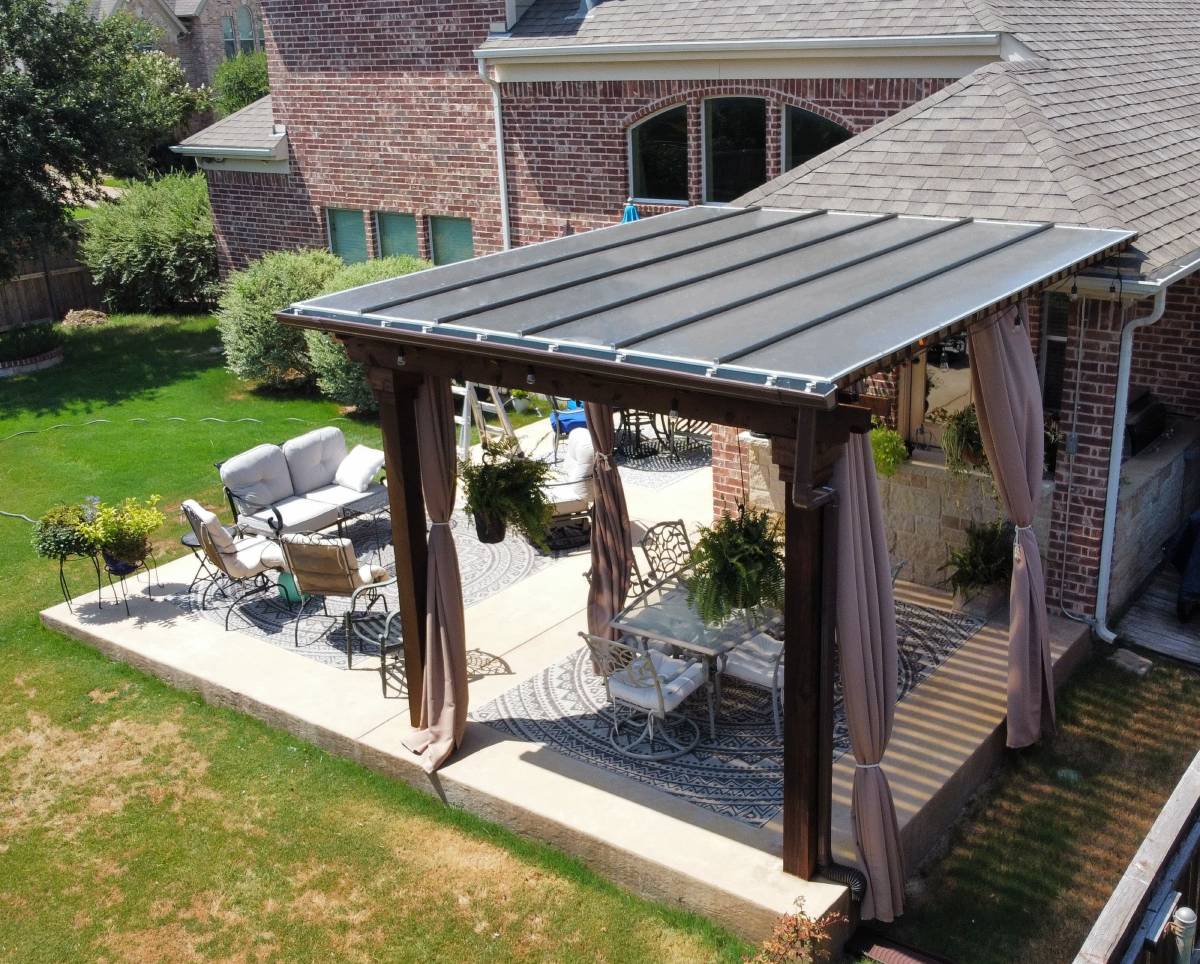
1076,750,1200,963
0,246,101,330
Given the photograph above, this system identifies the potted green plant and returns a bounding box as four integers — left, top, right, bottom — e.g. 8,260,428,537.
942,518,1013,616
509,388,535,414
32,501,99,562
460,438,553,548
936,402,988,477
79,495,165,572
869,420,909,478
686,504,785,627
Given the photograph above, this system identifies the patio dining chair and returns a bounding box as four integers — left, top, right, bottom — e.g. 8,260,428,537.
579,631,713,760
278,532,393,665
719,631,785,738
638,520,694,583
181,500,285,630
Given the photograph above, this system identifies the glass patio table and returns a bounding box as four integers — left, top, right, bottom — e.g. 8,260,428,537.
609,574,782,705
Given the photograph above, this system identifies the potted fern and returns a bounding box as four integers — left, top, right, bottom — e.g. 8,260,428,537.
686,504,785,627
460,438,553,548
943,518,1013,617
935,403,988,477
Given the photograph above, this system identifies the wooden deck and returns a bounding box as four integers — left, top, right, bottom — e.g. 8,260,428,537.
1118,568,1200,666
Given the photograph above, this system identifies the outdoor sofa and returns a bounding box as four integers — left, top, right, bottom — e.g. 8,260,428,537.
218,427,386,537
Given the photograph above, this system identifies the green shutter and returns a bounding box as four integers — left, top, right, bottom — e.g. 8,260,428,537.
377,213,419,258
430,216,474,265
327,209,368,264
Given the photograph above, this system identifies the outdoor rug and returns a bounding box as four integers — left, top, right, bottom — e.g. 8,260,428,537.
171,511,552,668
615,439,712,490
472,601,984,828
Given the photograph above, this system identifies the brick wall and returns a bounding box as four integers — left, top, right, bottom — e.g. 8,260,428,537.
206,167,324,273
1130,274,1200,419
501,78,956,245
179,0,266,88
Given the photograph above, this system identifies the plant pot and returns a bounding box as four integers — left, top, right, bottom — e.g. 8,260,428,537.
473,513,506,544
953,582,1008,619
101,549,143,576
511,397,530,413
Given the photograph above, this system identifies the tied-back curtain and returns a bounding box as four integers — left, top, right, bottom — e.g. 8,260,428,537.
834,431,905,922
584,403,634,645
402,376,468,773
968,303,1055,748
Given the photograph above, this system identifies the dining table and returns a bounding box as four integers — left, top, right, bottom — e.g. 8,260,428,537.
609,573,782,717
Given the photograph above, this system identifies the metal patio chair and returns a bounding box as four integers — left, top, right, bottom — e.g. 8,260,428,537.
719,631,785,738
639,520,694,583
579,631,713,760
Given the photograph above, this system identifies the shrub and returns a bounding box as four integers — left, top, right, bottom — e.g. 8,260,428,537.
744,900,846,964
943,519,1014,597
79,495,164,565
0,322,61,363
213,52,268,117
305,255,430,411
869,421,909,478
80,173,218,312
218,249,342,388
32,501,99,560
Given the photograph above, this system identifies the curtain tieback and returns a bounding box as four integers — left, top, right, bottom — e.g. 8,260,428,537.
595,453,612,471
1014,524,1034,533
855,762,882,769
429,521,452,528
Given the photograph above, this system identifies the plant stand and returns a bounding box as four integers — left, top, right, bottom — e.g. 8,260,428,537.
57,552,103,613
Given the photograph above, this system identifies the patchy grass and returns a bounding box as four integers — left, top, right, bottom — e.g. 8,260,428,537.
884,654,1200,963
0,313,748,962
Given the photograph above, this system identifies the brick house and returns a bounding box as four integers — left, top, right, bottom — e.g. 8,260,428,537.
87,0,266,87
178,0,1200,644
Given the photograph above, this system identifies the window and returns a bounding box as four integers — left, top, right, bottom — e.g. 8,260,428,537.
236,6,256,54
221,16,236,58
704,98,766,203
327,209,368,264
783,106,852,171
256,17,266,51
629,105,688,203
376,212,419,259
429,216,474,265
1040,292,1070,415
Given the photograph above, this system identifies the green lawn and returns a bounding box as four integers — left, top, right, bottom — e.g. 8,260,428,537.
883,655,1200,963
0,314,747,962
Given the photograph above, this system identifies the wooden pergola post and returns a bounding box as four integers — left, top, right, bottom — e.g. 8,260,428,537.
370,366,428,726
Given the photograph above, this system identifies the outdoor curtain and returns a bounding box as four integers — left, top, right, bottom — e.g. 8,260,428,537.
584,402,634,646
402,375,468,773
834,430,906,922
969,303,1055,748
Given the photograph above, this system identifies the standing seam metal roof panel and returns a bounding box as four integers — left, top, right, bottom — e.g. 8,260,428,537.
285,206,1134,402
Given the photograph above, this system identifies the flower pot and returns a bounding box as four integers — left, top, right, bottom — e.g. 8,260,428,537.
473,513,506,544
101,549,143,576
511,396,530,414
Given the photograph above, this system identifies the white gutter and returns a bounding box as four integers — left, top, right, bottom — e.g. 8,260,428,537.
474,32,1001,61
170,145,278,159
478,59,512,251
1093,248,1200,642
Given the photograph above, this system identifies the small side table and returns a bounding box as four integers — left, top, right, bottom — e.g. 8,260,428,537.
348,609,407,697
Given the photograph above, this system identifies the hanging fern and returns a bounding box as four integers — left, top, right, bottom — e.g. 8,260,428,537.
685,504,785,626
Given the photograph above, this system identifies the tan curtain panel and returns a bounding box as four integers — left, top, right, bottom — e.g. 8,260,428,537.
584,403,634,644
834,430,905,922
969,303,1055,748
401,376,468,773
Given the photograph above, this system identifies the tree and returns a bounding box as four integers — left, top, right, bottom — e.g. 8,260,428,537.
123,49,212,174
213,51,268,117
0,0,204,281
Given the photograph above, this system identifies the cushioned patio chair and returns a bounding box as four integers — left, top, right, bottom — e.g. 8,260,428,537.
719,631,785,738
579,631,713,760
541,427,595,550
181,500,285,630
218,427,385,537
278,532,393,664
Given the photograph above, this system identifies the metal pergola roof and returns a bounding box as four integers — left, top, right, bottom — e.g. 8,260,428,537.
283,206,1133,407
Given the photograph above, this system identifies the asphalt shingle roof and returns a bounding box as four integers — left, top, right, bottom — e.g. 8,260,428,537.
177,96,280,153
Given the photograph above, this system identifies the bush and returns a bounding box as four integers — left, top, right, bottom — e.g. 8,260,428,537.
869,421,908,478
305,255,430,411
218,249,341,388
78,495,164,565
80,173,218,312
32,501,99,560
943,519,1014,596
0,322,61,363
213,52,268,117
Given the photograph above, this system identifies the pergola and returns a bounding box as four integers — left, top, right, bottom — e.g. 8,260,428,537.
279,206,1132,883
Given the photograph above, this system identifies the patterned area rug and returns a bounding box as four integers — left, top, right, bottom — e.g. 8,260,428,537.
616,443,712,490
472,602,984,827
171,511,552,668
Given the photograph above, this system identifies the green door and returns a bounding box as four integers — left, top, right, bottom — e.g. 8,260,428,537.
327,209,368,264
429,216,474,265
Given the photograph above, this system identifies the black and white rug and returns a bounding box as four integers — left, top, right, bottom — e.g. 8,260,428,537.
171,511,552,668
616,445,712,490
472,602,983,828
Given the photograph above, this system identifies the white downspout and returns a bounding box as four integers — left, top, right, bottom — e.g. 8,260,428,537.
1093,286,1167,642
478,59,512,250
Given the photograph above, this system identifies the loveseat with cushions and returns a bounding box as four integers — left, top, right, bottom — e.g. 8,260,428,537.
218,427,386,537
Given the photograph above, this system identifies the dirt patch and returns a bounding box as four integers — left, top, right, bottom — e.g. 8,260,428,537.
0,710,214,839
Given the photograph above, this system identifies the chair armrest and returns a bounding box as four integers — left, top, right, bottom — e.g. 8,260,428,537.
227,489,284,534
349,575,397,610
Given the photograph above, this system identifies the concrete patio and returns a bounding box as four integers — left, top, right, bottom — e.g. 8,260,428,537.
40,442,1089,941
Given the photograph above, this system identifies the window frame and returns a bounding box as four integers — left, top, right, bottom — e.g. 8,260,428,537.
1039,290,1071,416
626,103,690,207
701,95,769,205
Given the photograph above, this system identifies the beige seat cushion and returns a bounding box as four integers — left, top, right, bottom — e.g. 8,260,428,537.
609,650,706,715
722,632,783,689
238,496,342,536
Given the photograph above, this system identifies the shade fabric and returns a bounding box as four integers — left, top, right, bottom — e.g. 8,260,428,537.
584,403,634,650
401,376,468,772
834,431,905,922
969,303,1055,748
